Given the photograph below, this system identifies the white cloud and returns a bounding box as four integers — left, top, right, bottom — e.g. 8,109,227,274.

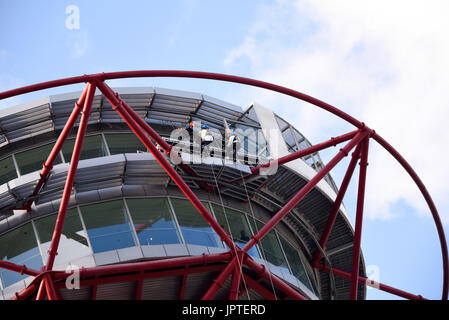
223,0,449,224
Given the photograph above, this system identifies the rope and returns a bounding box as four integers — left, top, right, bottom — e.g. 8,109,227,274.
208,161,251,300
238,169,278,300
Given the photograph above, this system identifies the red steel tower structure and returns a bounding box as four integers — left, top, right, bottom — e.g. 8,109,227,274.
0,71,446,300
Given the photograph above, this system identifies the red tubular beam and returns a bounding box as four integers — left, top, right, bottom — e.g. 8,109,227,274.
318,264,425,300
350,137,370,300
372,133,448,300
243,130,369,253
245,258,307,300
120,97,213,191
121,101,172,153
54,265,224,289
312,144,362,267
95,81,236,252
45,83,96,271
0,260,40,277
44,274,58,300
53,252,231,280
0,71,364,128
12,283,37,300
135,277,143,300
1,71,446,300
228,269,242,300
201,258,236,300
241,273,276,300
178,275,187,300
24,84,89,211
36,278,47,300
249,129,360,177
228,255,243,300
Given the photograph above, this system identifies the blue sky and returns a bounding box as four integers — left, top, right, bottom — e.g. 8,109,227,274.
1,0,448,300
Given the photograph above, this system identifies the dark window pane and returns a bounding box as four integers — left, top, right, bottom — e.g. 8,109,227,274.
0,223,42,288
104,133,147,155
62,135,107,162
249,219,289,273
126,198,180,246
170,198,222,248
15,144,62,175
279,236,314,292
212,204,259,258
34,208,91,266
0,156,17,185
79,200,135,253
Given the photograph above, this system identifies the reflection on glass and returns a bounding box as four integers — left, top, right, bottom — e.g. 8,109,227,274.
227,121,268,161
126,198,180,245
62,135,107,162
170,198,222,248
79,200,135,253
15,144,62,175
0,223,42,288
34,208,91,266
212,204,259,258
104,133,147,155
249,219,289,274
0,156,17,185
278,236,314,292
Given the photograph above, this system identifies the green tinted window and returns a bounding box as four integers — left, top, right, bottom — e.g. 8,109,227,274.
0,223,42,287
279,236,313,292
104,133,147,155
170,198,222,248
34,208,91,266
15,144,62,175
126,198,180,245
249,219,289,272
0,156,17,185
62,135,108,162
211,204,259,257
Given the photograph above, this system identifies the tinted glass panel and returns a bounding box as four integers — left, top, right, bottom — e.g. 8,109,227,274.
170,198,222,248
62,135,107,162
15,144,62,175
126,198,180,245
0,223,42,288
279,236,313,292
0,156,17,185
104,133,147,155
212,204,259,258
34,208,91,266
249,219,289,273
79,200,136,253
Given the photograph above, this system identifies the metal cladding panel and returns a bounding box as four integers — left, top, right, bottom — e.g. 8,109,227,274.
1,102,53,143
51,98,80,129
59,285,92,300
148,109,190,123
141,276,180,300
318,247,365,300
51,92,102,129
213,276,232,300
196,99,241,124
0,133,7,147
96,281,136,300
184,271,220,300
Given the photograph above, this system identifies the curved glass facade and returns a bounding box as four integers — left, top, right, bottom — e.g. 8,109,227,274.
0,196,316,294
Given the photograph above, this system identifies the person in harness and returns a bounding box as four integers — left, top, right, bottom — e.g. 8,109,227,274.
225,128,240,162
199,124,214,153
